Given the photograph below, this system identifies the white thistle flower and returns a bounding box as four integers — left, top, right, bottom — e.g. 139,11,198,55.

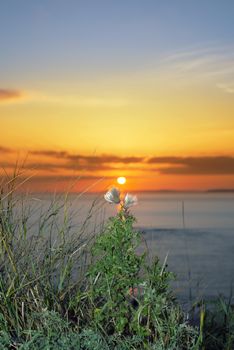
104,187,121,204
123,193,138,209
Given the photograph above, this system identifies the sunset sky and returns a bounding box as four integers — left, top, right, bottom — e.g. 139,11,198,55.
1,0,234,192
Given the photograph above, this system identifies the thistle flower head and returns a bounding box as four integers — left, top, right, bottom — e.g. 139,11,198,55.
123,193,138,209
104,188,138,213
104,187,121,204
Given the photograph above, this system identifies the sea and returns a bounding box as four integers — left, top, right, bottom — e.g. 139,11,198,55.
24,191,234,305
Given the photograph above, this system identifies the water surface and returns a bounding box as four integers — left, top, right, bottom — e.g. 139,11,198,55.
24,192,234,302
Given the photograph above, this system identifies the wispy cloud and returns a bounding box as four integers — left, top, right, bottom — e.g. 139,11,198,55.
30,150,70,159
0,146,13,154
0,88,24,103
216,82,234,94
30,149,145,164
162,45,234,91
148,156,234,175
1,146,234,175
0,148,145,173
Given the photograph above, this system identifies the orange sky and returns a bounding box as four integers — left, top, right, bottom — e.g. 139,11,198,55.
1,2,234,192
1,73,234,192
1,145,234,193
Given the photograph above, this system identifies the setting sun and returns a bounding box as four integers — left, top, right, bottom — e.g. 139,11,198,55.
117,176,126,185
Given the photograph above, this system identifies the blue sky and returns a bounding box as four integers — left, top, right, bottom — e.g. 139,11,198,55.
1,0,234,85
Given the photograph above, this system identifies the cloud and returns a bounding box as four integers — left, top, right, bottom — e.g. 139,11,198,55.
17,175,107,183
0,161,112,172
1,146,234,175
155,45,234,93
30,149,145,164
0,146,13,154
0,89,24,102
68,154,144,164
30,150,70,158
1,147,146,173
216,83,234,94
164,45,234,73
148,156,234,175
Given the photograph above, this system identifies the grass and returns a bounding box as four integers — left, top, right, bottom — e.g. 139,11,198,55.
196,296,234,350
0,173,233,349
0,173,98,344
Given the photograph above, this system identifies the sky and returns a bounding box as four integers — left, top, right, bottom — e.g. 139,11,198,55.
1,0,234,192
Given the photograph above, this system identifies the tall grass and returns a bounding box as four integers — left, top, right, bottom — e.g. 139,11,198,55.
0,173,100,344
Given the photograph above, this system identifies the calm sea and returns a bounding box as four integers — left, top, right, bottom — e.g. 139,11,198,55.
26,192,234,303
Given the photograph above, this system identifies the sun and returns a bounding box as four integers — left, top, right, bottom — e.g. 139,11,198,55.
117,176,126,185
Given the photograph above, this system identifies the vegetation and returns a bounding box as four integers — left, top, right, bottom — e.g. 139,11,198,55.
0,176,233,349
83,208,198,349
198,296,234,350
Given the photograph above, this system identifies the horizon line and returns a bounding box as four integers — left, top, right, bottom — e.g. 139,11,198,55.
15,188,234,195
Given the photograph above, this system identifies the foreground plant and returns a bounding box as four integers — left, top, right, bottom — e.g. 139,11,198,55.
85,188,199,349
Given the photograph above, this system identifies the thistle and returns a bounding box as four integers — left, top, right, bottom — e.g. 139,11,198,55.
104,187,138,211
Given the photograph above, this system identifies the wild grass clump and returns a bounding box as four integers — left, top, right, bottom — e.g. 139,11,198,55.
198,296,234,350
0,174,99,347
